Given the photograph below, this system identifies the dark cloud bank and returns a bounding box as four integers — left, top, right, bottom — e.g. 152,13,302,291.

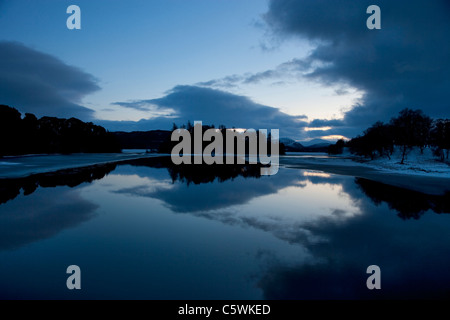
0,41,99,120
3,1,449,140
99,85,309,139
264,0,450,137
105,0,449,139
1,40,309,139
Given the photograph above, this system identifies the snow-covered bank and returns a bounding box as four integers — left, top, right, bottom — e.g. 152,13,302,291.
0,152,165,179
362,147,450,178
281,149,450,195
1,149,449,195
286,148,450,178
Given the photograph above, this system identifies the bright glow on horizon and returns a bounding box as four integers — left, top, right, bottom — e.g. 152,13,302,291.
304,126,333,132
321,135,348,141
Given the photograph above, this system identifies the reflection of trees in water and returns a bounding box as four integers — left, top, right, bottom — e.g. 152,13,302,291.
355,178,450,219
167,164,261,185
124,157,262,185
3,155,449,222
0,163,117,205
0,157,261,205
113,157,282,214
0,156,264,205
0,164,115,250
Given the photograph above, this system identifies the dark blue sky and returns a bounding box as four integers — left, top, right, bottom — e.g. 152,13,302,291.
0,0,449,141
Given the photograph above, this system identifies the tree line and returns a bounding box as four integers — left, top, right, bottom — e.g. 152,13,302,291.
158,121,286,156
0,105,121,157
328,108,450,163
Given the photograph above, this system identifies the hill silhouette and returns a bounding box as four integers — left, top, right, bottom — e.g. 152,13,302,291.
113,130,171,151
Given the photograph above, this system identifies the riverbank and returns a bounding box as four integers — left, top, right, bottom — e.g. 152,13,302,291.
281,152,450,195
0,152,166,179
1,151,449,196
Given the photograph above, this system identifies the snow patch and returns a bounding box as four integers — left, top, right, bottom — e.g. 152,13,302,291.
363,147,450,178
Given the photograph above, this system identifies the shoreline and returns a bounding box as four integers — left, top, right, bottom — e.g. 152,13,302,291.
0,152,167,179
280,155,450,195
0,152,449,196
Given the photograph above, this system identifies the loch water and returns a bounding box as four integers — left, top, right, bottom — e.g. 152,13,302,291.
1,156,449,299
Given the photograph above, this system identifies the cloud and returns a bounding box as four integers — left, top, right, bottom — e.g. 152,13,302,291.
264,0,450,137
112,100,176,115
258,177,450,299
196,58,311,89
0,187,98,251
197,74,246,89
99,85,309,138
308,118,345,128
114,162,450,299
114,167,300,213
0,41,99,120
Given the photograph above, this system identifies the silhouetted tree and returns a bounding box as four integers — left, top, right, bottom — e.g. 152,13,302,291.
158,122,285,159
186,120,193,131
347,108,450,163
347,135,375,159
22,113,39,153
390,109,432,163
431,119,450,161
0,105,121,156
348,123,390,160
363,122,394,159
328,139,345,155
0,105,22,156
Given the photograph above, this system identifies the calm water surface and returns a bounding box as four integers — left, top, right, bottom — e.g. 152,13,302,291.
1,157,450,299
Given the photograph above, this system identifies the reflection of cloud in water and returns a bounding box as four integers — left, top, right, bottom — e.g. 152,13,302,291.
0,163,116,205
0,187,98,251
110,162,450,299
112,174,175,195
258,178,450,299
303,171,331,178
111,166,361,247
112,166,298,213
192,180,362,247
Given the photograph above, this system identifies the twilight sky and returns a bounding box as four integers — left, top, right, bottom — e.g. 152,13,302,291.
0,0,449,141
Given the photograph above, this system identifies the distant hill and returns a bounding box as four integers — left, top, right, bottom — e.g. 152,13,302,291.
113,131,334,153
301,138,334,147
113,130,171,151
280,138,305,152
280,137,332,152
